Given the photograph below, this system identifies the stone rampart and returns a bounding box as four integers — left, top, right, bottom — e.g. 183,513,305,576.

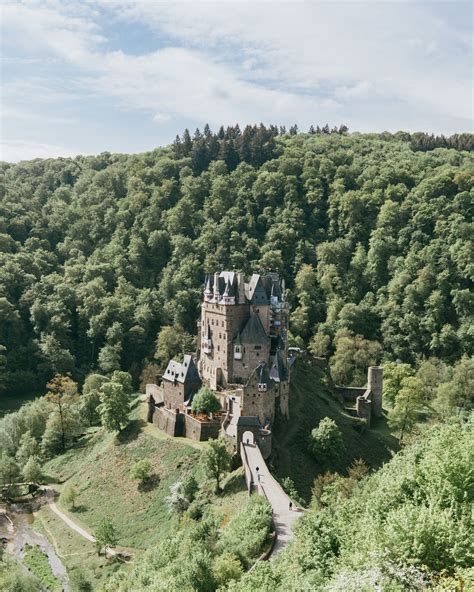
153,406,184,437
183,413,221,441
336,386,367,402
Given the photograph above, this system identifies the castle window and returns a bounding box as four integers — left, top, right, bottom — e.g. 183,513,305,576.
258,383,267,392
211,319,214,325
234,344,242,360
222,321,224,327
217,345,220,351
254,345,261,350
256,353,259,357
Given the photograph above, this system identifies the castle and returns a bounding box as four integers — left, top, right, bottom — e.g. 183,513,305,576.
146,270,383,457
146,271,290,457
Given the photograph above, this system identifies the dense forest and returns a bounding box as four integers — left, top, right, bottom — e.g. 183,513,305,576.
1,127,473,591
0,127,473,399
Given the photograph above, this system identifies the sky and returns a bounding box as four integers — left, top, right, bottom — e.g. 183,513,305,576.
1,0,472,162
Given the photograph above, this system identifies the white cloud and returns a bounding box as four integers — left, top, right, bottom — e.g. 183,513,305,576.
152,113,172,124
0,139,81,162
1,0,472,161
100,1,473,123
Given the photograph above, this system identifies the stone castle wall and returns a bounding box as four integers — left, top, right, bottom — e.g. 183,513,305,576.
241,371,277,426
200,301,249,386
335,386,367,402
183,414,221,441
232,340,271,383
152,406,184,437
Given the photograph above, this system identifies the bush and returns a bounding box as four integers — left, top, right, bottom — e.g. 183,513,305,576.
213,552,244,587
130,460,153,485
166,476,200,515
219,496,272,567
309,417,345,464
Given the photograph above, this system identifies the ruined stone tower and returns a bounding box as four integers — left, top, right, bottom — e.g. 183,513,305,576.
368,366,383,417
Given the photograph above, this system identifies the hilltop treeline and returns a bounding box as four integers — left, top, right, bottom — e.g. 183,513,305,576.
0,130,473,396
409,131,474,152
171,123,349,174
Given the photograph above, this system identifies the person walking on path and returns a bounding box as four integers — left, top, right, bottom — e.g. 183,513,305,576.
289,501,293,511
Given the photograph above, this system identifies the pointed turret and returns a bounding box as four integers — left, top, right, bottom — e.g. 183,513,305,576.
269,350,287,383
204,274,213,301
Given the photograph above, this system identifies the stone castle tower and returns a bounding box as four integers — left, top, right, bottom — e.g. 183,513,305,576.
197,271,290,426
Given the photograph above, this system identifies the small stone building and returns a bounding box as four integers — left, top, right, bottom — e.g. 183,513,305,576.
161,355,201,410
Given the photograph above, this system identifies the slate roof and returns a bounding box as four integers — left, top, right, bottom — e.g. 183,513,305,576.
240,312,269,345
257,362,272,385
163,354,200,384
269,350,287,382
236,415,261,427
246,274,269,304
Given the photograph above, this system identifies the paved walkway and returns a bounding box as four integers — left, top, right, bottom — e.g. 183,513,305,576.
242,442,300,557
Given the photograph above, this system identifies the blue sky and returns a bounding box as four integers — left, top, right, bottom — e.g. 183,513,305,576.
1,0,472,162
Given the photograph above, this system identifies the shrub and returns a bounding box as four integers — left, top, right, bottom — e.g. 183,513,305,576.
166,481,190,515
213,552,244,587
309,417,345,463
130,459,153,485
182,474,199,502
219,496,272,567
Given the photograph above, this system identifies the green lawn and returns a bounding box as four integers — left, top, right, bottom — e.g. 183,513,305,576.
271,359,399,502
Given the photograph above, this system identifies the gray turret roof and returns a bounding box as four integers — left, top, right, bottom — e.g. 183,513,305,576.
269,350,287,382
246,274,269,304
223,278,235,297
240,312,268,345
257,362,272,385
163,355,200,384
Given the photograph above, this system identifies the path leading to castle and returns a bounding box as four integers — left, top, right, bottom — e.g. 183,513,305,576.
242,442,301,557
49,499,95,542
43,487,117,556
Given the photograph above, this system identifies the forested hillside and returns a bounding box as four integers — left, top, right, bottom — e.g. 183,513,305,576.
227,418,474,591
1,128,473,398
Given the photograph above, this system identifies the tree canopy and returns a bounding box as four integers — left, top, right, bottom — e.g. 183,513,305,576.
0,129,472,397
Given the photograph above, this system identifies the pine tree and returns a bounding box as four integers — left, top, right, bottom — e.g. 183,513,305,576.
181,128,192,155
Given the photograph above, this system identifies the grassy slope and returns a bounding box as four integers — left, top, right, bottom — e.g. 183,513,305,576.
272,359,399,502
44,397,247,551
33,504,122,589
